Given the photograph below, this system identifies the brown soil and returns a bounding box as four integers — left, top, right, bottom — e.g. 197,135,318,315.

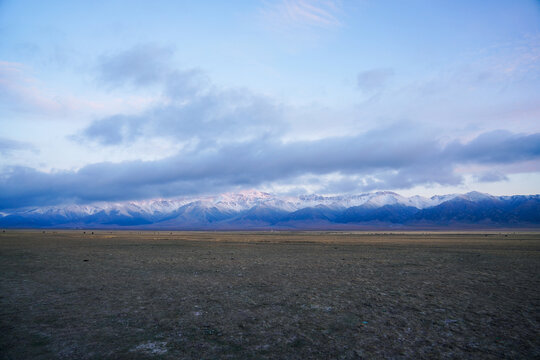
1,230,539,359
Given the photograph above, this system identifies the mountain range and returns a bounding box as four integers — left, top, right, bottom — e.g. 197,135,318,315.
1,190,539,229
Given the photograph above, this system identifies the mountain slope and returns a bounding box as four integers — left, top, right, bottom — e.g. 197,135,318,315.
0,191,538,229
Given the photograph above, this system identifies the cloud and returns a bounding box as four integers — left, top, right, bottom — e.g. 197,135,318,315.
0,137,37,155
97,44,210,100
0,61,140,117
447,130,540,164
357,68,394,92
482,34,540,80
97,44,176,88
16,44,536,210
78,114,136,145
261,0,343,28
79,45,285,146
0,61,63,113
77,90,285,146
3,129,540,209
475,172,509,183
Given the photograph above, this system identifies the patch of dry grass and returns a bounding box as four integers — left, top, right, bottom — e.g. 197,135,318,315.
1,231,539,359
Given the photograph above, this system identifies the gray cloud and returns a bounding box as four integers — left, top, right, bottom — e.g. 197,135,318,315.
97,44,208,98
78,115,135,145
357,68,394,92
97,44,175,88
447,130,540,164
81,45,285,146
3,129,540,209
78,91,285,146
476,172,509,183
0,137,37,155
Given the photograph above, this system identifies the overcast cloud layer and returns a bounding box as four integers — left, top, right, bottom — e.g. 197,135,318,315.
1,1,540,210
2,128,539,209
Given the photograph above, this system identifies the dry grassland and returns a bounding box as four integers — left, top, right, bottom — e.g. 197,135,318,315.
1,231,539,359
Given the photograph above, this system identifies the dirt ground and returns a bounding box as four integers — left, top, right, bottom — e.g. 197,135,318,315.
1,230,539,359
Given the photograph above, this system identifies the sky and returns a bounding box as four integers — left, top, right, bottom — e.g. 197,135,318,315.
1,0,540,209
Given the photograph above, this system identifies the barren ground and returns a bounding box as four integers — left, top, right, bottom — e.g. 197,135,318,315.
1,230,539,359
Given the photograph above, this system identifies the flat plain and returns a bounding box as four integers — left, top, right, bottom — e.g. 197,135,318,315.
1,230,539,359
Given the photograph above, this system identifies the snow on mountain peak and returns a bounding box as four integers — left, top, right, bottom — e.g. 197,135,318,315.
1,190,511,218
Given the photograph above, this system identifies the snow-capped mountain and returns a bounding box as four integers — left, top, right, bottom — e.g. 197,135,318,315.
296,191,451,209
1,190,539,229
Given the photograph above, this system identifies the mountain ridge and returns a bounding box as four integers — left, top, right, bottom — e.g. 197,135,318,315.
1,191,539,229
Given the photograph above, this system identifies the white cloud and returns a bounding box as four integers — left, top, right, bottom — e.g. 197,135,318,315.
260,0,343,28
